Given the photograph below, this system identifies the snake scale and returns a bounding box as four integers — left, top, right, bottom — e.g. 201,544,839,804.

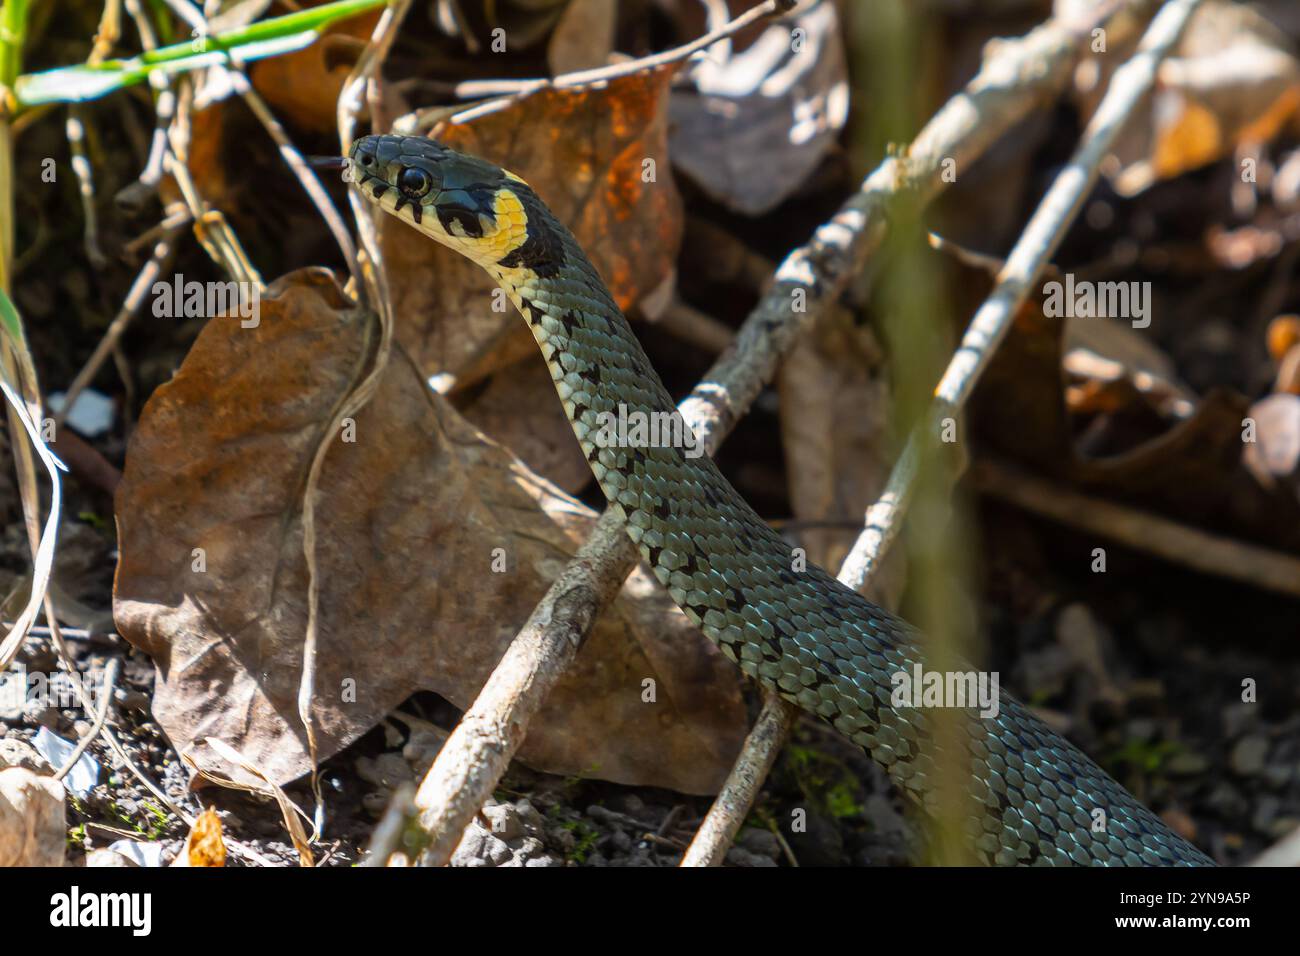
348,134,1212,866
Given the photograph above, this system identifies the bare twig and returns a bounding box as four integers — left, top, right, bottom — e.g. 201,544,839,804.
361,783,418,867
295,0,412,841
1250,825,1300,867
653,299,734,354
836,0,1205,593
54,220,188,430
54,658,119,782
973,459,1300,599
678,690,794,866
678,0,1181,867
402,0,793,129
229,74,362,290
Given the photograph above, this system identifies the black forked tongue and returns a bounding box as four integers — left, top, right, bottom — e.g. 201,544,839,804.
308,155,347,170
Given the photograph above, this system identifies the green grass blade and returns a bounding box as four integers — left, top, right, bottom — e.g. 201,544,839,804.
14,0,388,108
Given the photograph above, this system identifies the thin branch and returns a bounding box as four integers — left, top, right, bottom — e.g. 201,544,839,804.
836,0,1205,593
681,0,1184,868
402,0,1137,868
399,0,793,130
973,459,1300,599
1250,824,1300,867
53,219,188,430
290,0,413,841
678,690,794,866
54,658,118,782
654,298,734,354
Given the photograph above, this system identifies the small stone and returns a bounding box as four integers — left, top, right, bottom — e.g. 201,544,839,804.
360,791,390,817
1251,797,1281,835
0,737,46,772
112,688,150,713
549,826,576,853
354,752,413,790
514,798,544,831
481,803,523,842
610,793,645,816
1262,764,1294,790
1165,752,1210,777
85,848,138,867
726,846,777,867
1267,818,1299,841
401,730,445,775
1221,703,1258,739
1125,719,1157,743
1206,784,1248,819
1229,736,1270,777
737,827,782,860
452,825,513,867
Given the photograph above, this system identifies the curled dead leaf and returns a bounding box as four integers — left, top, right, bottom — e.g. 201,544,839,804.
114,269,746,797
175,807,227,868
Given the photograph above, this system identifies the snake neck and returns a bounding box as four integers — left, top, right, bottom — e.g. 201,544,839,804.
480,202,1210,868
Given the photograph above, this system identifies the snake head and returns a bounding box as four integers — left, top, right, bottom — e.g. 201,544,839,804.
348,134,538,269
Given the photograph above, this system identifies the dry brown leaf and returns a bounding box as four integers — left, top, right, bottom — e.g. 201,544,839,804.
454,360,594,494
187,738,313,866
1063,313,1196,420
113,269,746,795
250,29,374,135
777,307,906,607
967,261,1300,553
175,807,227,868
668,0,849,215
547,0,616,74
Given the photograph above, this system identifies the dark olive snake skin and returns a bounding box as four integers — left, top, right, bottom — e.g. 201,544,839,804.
349,134,1213,866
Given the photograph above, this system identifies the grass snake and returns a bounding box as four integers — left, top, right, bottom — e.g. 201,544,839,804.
347,134,1213,867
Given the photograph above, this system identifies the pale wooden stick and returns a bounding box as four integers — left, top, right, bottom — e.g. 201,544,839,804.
837,0,1206,593
973,460,1300,599
678,691,795,866
676,0,1174,868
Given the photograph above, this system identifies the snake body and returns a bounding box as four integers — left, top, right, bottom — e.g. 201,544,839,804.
348,134,1212,866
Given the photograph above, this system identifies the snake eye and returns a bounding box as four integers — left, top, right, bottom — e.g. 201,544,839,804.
399,166,432,197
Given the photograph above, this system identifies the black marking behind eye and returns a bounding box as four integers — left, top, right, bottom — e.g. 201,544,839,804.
497,187,565,278
437,205,483,238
